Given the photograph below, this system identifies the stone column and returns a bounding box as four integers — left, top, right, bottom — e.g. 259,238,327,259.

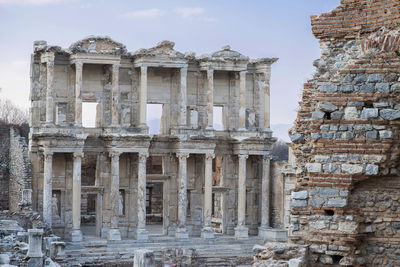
71,152,83,242
175,153,189,238
259,155,271,237
263,73,271,129
201,153,215,238
137,152,149,240
43,151,53,227
45,53,55,125
235,154,249,238
206,69,214,129
75,61,83,126
27,229,43,266
179,66,188,127
108,150,121,241
139,66,148,127
239,71,247,130
111,64,120,126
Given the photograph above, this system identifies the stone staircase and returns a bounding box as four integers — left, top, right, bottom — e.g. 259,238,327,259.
64,235,263,266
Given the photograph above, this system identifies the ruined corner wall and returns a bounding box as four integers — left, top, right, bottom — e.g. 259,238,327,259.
0,125,10,210
289,0,400,266
9,128,32,212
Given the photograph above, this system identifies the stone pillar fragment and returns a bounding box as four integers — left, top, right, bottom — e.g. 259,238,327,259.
43,151,53,227
259,155,271,237
235,154,249,238
139,66,148,127
72,152,83,242
27,229,44,266
137,152,149,240
206,69,214,129
108,150,121,241
179,66,188,126
111,64,120,126
239,71,247,129
75,61,83,126
201,153,215,238
175,153,189,238
45,53,55,125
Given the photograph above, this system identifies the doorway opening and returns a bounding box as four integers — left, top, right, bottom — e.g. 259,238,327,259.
146,182,163,235
81,193,96,236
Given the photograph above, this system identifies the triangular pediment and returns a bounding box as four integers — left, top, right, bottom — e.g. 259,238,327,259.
68,36,127,55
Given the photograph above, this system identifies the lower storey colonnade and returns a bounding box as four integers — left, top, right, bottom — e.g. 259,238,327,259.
40,150,271,242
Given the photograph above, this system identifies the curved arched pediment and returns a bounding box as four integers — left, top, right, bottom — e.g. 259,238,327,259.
68,36,127,55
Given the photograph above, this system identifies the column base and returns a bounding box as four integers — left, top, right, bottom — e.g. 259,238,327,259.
136,228,149,241
258,226,288,242
234,225,249,239
107,229,121,241
201,227,215,239
175,227,189,239
71,229,83,242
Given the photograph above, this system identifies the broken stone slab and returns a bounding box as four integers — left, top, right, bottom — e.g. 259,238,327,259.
133,249,155,267
380,109,400,121
0,220,24,235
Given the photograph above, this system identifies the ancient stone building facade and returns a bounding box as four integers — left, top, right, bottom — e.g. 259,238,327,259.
29,37,280,242
290,0,400,266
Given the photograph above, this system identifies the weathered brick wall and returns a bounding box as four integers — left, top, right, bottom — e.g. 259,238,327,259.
0,125,10,210
289,0,400,265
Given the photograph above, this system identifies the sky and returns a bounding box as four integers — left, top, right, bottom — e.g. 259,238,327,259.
0,0,340,139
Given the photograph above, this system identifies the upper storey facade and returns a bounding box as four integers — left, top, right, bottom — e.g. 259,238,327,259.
30,36,277,138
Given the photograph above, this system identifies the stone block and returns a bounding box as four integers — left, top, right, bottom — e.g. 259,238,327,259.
359,83,375,93
331,111,343,120
309,197,324,207
340,85,354,92
354,74,366,84
311,133,320,140
107,229,121,241
312,110,325,119
339,221,358,233
324,163,338,174
361,108,378,119
258,227,287,242
365,164,378,175
290,200,307,207
344,107,359,120
367,74,383,82
341,164,363,174
291,190,308,200
327,198,347,208
376,83,389,93
315,155,330,163
380,109,400,120
379,130,392,139
306,163,322,173
310,220,327,230
318,102,337,112
319,188,339,197
391,83,400,92
366,130,377,140
290,133,303,142
133,249,155,267
320,84,337,93
234,225,249,239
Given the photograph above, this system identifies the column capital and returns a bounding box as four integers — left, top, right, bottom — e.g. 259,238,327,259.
73,152,84,159
112,63,120,71
75,61,83,70
43,150,54,158
176,152,190,160
138,152,149,162
207,69,214,76
238,154,249,160
205,153,215,160
140,65,148,72
109,150,121,158
240,70,247,76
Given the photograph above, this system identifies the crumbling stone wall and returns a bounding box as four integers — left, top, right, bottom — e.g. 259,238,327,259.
0,125,10,210
289,0,400,265
9,128,32,212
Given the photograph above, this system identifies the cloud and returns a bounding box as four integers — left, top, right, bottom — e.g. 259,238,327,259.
173,7,217,22
0,0,72,5
120,8,163,20
173,7,204,19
